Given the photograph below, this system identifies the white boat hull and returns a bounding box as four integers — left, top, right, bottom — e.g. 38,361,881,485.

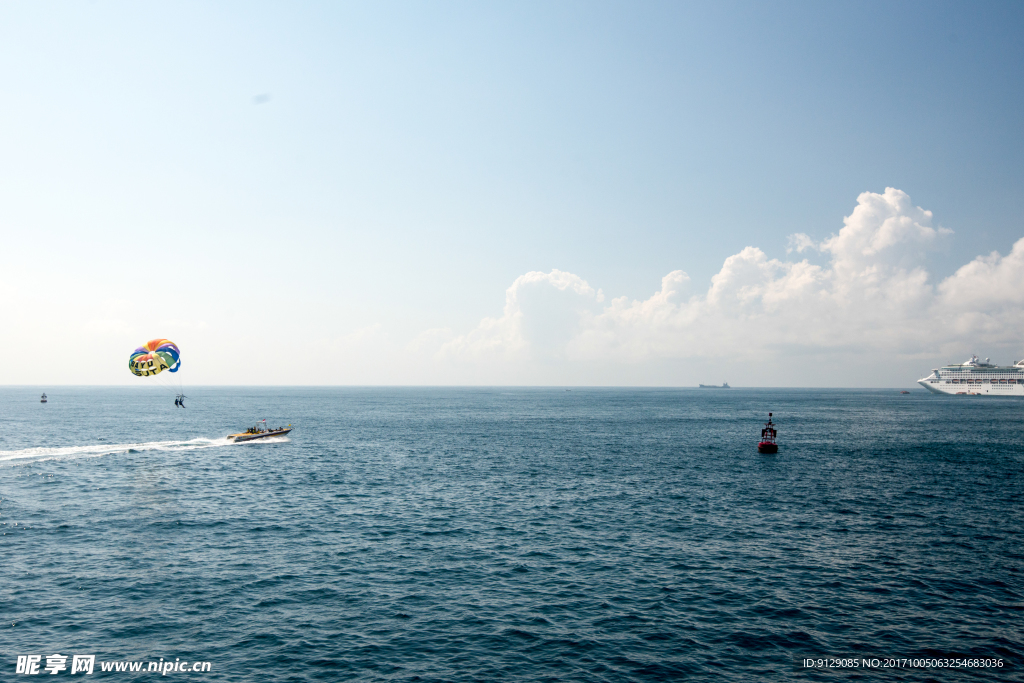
917,378,1024,396
229,428,292,442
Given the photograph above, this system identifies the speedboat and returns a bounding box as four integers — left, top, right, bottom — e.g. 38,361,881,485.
228,424,292,443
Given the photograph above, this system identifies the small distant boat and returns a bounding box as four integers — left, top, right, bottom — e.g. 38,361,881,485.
228,422,292,443
699,382,731,389
900,390,910,394
40,393,47,403
758,413,778,454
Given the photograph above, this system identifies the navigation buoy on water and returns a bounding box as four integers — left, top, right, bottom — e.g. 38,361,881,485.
758,412,778,454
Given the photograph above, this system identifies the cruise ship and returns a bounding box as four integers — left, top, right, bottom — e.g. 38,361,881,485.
918,355,1024,396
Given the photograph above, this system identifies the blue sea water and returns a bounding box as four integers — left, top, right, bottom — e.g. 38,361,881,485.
1,387,1022,681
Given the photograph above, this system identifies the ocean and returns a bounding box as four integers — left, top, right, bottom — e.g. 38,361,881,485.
1,387,1021,681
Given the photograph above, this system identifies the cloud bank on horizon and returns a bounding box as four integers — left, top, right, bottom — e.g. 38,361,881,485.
424,188,1023,377
3,188,1022,386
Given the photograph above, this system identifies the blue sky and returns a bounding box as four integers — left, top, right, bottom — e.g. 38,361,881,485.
1,1,1022,385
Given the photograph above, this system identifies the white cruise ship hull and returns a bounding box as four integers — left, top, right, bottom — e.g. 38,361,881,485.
918,379,1024,396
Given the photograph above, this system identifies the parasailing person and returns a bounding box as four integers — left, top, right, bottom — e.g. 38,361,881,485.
128,338,186,408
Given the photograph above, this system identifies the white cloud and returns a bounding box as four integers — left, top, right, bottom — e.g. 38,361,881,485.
939,238,1024,309
786,232,817,253
437,188,1024,379
821,187,952,274
438,269,603,361
933,237,1024,345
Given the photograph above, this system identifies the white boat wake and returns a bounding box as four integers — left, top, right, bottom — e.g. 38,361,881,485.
0,437,236,465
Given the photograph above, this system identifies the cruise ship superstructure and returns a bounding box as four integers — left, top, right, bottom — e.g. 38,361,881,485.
918,355,1024,396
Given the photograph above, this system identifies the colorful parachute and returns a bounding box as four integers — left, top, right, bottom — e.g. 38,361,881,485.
129,339,181,377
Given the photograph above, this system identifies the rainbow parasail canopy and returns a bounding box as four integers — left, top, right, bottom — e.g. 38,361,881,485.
129,339,181,377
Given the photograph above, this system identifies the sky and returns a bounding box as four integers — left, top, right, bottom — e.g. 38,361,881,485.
1,0,1023,386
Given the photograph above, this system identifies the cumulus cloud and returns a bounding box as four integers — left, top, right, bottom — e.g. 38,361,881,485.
786,233,817,253
939,239,1024,309
438,269,603,360
438,188,1024,374
933,238,1024,345
821,187,952,278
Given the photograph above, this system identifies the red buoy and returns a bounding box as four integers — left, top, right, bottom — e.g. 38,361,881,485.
758,412,778,453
